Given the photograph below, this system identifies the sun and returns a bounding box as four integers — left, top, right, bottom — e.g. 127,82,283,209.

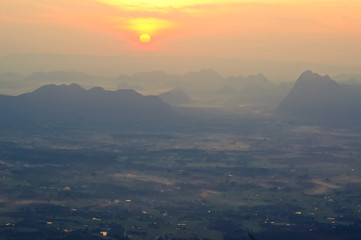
139,34,151,43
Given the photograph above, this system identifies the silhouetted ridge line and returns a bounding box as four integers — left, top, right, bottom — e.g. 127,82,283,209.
0,84,177,131
276,70,361,127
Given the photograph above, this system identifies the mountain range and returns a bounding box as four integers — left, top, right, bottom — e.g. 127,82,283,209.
2,70,360,131
0,84,177,131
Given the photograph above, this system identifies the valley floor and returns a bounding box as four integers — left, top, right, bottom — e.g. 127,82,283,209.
1,116,361,240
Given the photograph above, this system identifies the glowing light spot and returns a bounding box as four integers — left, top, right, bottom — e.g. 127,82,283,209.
140,34,151,43
124,18,175,35
110,17,177,47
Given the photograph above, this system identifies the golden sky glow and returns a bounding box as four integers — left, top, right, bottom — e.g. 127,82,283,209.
122,18,176,35
1,0,361,66
98,0,216,10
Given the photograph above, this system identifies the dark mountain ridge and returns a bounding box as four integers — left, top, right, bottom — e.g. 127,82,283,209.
276,70,361,127
0,84,177,131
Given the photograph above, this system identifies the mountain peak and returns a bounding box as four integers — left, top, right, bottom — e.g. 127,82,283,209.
297,70,333,84
133,71,170,79
298,70,314,78
31,83,85,95
276,70,361,126
185,69,222,78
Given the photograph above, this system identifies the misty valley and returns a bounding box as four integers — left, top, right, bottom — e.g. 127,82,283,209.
1,70,361,240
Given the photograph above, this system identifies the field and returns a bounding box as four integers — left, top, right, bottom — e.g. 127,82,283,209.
1,115,361,239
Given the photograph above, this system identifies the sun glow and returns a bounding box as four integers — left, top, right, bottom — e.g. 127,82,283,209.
124,18,176,35
139,34,151,43
1,0,361,64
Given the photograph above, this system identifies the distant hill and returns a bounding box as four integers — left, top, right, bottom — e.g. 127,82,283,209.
0,84,177,131
225,73,275,91
218,74,291,110
159,89,192,106
276,70,361,126
117,71,179,91
333,73,361,85
1,69,289,111
117,69,224,93
115,70,292,110
0,71,116,95
3,54,361,83
180,69,224,92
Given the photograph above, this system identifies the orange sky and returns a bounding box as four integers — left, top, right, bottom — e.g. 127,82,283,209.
1,0,361,66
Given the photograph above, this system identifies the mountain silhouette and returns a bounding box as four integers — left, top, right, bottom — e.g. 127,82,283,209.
0,84,177,131
225,73,275,91
0,71,115,95
276,70,361,127
117,69,224,93
159,89,192,106
117,71,179,91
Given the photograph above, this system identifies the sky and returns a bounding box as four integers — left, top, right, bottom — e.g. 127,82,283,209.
1,0,361,68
